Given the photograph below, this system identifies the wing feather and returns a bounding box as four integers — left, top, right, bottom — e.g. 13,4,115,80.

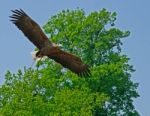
10,9,91,77
10,9,50,49
50,49,91,77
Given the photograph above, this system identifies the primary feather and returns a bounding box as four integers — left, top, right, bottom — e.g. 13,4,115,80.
10,9,50,49
49,49,91,77
10,9,91,77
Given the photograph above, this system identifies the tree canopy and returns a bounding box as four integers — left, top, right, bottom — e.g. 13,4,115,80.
0,8,139,116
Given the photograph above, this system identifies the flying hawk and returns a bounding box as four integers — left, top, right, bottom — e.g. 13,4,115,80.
10,9,90,77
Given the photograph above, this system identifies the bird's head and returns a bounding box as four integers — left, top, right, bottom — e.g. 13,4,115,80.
30,51,47,62
30,51,41,61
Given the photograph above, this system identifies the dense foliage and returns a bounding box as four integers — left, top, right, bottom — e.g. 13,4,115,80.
0,9,139,116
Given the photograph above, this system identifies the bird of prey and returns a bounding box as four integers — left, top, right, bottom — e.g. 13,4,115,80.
10,9,90,77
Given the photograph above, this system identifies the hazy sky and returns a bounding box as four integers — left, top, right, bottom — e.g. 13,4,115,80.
0,1,149,115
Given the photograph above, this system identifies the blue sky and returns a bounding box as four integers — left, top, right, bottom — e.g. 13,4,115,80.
0,0,149,115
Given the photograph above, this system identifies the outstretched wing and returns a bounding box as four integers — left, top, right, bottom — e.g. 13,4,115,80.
50,49,91,77
10,9,50,49
10,9,91,77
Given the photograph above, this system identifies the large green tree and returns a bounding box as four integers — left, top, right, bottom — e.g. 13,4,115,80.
0,9,139,116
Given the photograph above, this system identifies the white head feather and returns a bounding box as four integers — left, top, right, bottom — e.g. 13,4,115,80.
30,51,48,62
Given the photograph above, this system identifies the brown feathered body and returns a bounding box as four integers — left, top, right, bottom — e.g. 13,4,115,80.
10,9,90,77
